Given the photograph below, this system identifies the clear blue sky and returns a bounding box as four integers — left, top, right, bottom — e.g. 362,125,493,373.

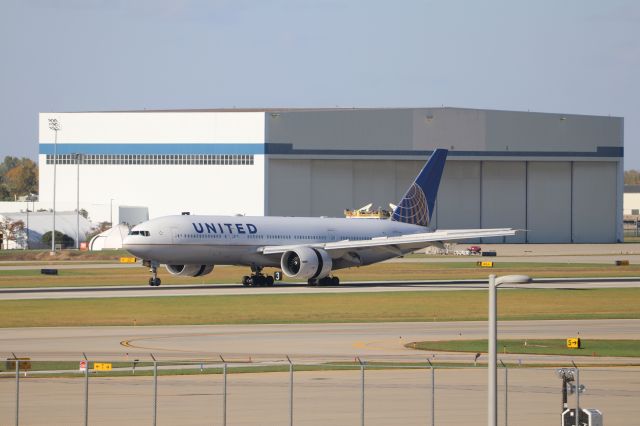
1,0,638,167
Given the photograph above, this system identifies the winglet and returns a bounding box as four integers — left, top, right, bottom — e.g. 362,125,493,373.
391,149,448,227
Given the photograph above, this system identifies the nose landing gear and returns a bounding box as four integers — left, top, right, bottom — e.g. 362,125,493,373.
147,261,161,287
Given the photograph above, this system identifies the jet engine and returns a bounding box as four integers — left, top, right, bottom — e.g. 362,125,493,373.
165,264,214,277
281,247,332,280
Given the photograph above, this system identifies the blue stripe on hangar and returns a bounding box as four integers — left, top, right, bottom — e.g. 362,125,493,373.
265,144,623,158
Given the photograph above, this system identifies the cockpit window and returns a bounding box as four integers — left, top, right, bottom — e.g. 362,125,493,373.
129,230,150,236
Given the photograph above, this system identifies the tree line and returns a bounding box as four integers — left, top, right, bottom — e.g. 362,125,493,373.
625,170,640,185
0,156,38,201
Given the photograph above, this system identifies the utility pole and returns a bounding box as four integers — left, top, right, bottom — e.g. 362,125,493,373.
76,153,82,249
48,118,60,254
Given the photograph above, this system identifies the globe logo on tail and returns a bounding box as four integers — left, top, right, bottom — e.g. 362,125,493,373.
391,183,430,227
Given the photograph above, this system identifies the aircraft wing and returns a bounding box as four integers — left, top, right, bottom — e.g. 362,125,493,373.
260,228,517,256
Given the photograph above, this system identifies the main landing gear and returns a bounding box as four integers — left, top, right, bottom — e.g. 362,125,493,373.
148,261,161,287
242,265,275,287
307,276,340,286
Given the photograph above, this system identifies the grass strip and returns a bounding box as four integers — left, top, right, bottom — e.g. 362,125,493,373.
407,339,640,357
3,361,638,378
1,288,639,328
1,262,640,288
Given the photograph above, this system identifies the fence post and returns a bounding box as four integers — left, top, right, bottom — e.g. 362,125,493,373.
575,366,580,426
286,356,293,426
220,355,227,426
15,358,20,426
223,363,228,426
151,353,157,426
500,359,508,426
427,359,434,426
357,357,365,426
83,353,89,426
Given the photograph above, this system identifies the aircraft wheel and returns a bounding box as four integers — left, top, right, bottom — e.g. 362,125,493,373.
266,276,275,286
332,276,340,285
242,276,250,286
149,278,161,287
307,279,318,286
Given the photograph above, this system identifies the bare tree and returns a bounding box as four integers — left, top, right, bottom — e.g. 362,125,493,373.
0,218,25,249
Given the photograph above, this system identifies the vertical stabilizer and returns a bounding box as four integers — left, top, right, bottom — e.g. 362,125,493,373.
391,149,448,227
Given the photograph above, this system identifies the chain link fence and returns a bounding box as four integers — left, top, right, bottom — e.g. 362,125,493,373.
1,357,638,425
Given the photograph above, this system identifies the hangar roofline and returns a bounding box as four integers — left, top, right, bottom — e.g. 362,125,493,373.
40,107,622,120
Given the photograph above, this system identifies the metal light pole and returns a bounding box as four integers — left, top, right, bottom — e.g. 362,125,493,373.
488,274,531,426
82,352,89,426
25,203,29,250
75,153,82,249
48,118,60,254
110,198,114,226
286,356,293,426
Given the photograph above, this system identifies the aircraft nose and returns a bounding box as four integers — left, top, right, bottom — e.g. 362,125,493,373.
122,235,135,250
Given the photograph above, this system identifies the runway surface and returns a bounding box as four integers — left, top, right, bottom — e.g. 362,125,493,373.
2,319,639,364
1,276,639,300
2,245,639,424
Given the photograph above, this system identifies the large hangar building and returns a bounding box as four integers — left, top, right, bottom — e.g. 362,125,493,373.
38,107,624,243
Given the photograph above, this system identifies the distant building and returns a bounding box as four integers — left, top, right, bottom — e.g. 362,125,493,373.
37,107,623,242
89,224,130,251
0,211,92,249
624,185,640,216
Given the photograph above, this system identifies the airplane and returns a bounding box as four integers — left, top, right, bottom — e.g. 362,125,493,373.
123,149,517,287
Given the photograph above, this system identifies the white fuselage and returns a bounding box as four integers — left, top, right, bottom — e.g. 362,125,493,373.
123,215,428,268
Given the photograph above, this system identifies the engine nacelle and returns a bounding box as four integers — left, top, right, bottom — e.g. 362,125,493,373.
281,247,332,280
165,264,214,277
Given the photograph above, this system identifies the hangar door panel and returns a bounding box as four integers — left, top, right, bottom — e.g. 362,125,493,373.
436,161,481,230
352,161,396,214
394,160,423,207
572,162,617,242
310,160,354,217
267,159,312,217
527,162,571,242
481,162,526,243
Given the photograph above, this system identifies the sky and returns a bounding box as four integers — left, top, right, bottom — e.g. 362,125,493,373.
1,0,639,167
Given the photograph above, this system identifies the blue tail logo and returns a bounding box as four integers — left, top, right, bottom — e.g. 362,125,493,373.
391,149,448,227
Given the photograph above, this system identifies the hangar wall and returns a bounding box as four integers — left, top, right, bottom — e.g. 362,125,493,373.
266,107,623,243
38,112,267,221
527,162,572,243
36,107,622,243
268,158,620,243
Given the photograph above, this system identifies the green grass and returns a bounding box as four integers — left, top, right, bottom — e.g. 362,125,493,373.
0,362,431,378
0,249,129,261
1,261,639,288
4,359,638,378
1,288,640,328
408,339,640,357
0,360,152,372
